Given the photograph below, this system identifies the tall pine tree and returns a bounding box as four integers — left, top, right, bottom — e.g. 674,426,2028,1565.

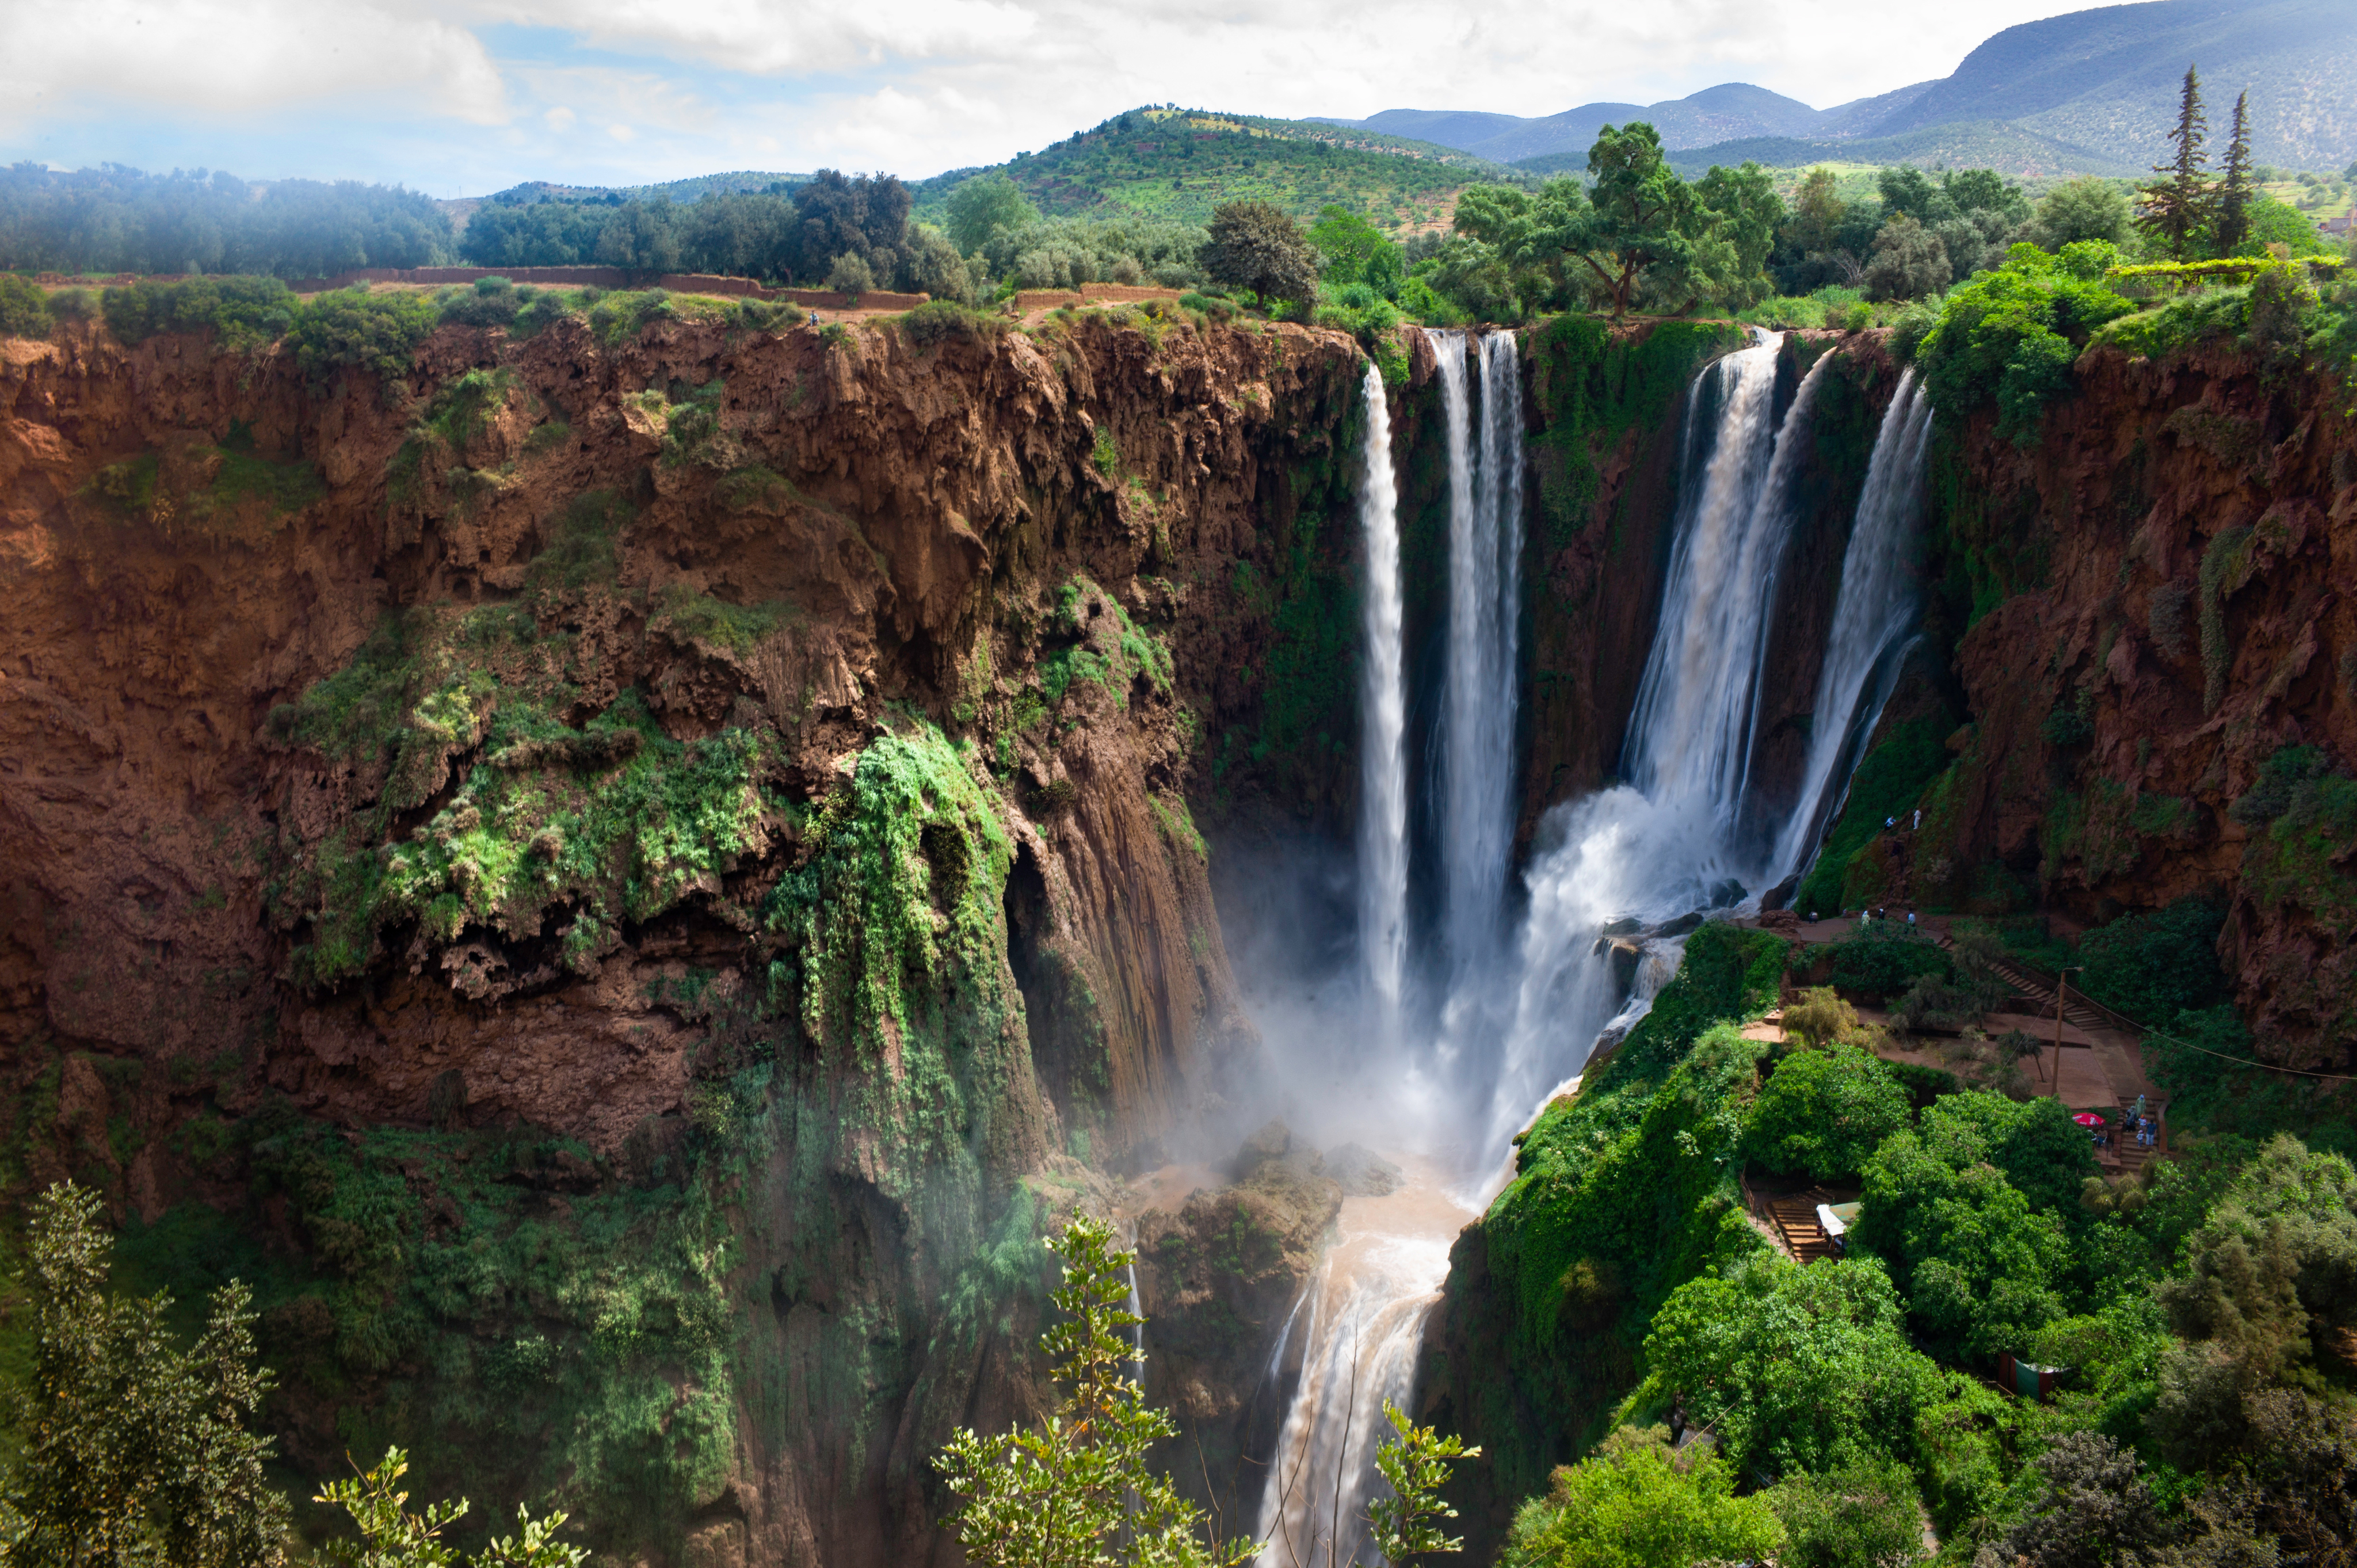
2137,64,2214,258
2215,90,2255,254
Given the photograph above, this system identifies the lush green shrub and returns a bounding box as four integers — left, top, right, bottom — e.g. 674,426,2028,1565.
586,288,676,345
728,296,804,331
1611,921,1787,1081
102,274,299,350
0,273,49,337
1826,924,1952,1001
1499,1426,1784,1568
1646,1253,1941,1477
287,287,437,379
1916,243,2135,444
1747,1044,1910,1180
435,274,520,327
1764,1458,1927,1568
2074,895,2228,1024
1856,1093,2086,1357
899,299,999,349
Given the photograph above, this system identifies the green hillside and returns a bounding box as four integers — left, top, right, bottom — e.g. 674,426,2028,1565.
910,107,1530,233
1517,119,2135,182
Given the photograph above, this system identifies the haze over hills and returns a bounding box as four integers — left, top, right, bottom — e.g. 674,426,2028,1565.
1324,0,2357,174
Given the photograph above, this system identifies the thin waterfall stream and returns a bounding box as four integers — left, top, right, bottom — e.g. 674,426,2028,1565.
1248,331,1935,1564
1356,363,1409,1027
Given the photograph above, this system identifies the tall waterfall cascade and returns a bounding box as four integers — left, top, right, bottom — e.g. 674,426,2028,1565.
1772,368,1938,884
1253,330,1935,1566
1356,363,1409,1024
1436,330,1525,974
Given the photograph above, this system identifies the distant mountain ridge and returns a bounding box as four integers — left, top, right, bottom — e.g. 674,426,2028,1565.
1319,0,2357,173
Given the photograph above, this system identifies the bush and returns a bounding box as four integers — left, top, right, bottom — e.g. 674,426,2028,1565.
2074,895,2228,1024
287,287,437,379
435,274,519,328
1747,1043,1910,1180
1764,1458,1926,1568
729,296,804,332
1916,245,2135,444
899,299,999,349
1826,923,1953,1001
825,251,876,300
585,288,676,345
0,272,49,337
1499,1426,1784,1568
102,274,300,350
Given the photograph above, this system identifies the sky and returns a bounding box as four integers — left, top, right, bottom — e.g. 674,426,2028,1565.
7,0,2108,196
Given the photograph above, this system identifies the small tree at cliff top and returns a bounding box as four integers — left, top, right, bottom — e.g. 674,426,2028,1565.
935,1215,1257,1568
1201,201,1319,314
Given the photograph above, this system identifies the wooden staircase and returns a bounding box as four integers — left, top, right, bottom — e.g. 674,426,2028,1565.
1764,1189,1842,1265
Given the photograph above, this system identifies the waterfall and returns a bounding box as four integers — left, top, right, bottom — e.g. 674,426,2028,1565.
1475,333,1825,1164
1250,331,1939,1561
1356,364,1408,1021
1435,331,1523,972
1772,369,1937,886
1252,1187,1460,1567
1622,337,1829,834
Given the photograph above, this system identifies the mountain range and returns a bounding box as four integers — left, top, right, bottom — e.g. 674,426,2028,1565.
1317,0,2357,175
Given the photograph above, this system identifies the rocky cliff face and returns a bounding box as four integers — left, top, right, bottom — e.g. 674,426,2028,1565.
0,305,1367,1563
1855,341,2356,1063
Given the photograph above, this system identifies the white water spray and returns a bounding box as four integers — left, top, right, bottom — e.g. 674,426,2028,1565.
1356,364,1409,1022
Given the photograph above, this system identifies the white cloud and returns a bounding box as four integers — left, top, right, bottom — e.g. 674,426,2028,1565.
8,0,508,126
3,0,2119,186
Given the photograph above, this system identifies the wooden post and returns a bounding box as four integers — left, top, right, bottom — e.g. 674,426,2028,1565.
2053,967,2082,1101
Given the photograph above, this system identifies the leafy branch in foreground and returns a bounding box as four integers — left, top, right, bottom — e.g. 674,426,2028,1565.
1368,1398,1481,1564
314,1447,587,1568
2,1180,289,1568
934,1214,1257,1568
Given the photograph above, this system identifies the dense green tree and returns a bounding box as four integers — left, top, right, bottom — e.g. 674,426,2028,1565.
1856,1093,2090,1357
2,1181,289,1568
1306,205,1403,297
0,162,453,277
1565,123,1700,316
590,199,682,275
1914,244,2134,443
1691,161,1784,308
1746,1043,1910,1180
286,288,439,380
1200,200,1318,311
1989,1432,2170,1567
934,1215,1249,1568
1864,212,1952,301
1498,1428,1784,1568
2076,896,2228,1025
1763,1458,1925,1568
1878,166,1959,227
1644,1255,1940,1477
459,200,609,269
2138,64,2215,259
2031,177,2134,249
787,169,912,285
2215,91,2256,253
943,173,1040,254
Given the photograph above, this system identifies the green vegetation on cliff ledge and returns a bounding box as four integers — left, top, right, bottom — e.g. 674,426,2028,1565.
1526,315,1747,556
1449,915,2357,1565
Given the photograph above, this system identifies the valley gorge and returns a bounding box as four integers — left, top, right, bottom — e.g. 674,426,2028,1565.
1,291,2351,1567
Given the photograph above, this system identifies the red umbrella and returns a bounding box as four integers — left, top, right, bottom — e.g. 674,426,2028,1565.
2073,1112,2107,1126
